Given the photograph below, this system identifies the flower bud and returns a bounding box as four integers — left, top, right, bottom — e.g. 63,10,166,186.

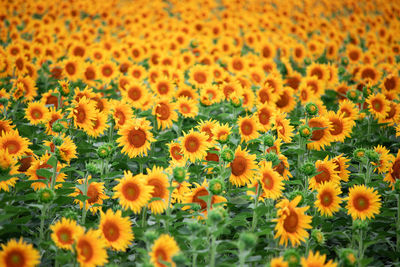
61,209,79,221
366,149,379,163
263,134,275,147
173,167,186,183
311,229,325,245
52,121,65,133
37,188,55,203
353,148,366,161
238,232,257,251
265,152,280,167
353,219,368,230
305,102,318,116
299,125,312,138
221,148,234,162
347,90,360,102
53,135,63,146
300,162,316,176
144,230,158,244
172,253,187,265
283,249,301,267
97,144,110,159
339,248,357,267
86,161,99,174
209,178,224,195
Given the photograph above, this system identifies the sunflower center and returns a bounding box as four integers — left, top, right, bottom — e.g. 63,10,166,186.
85,68,96,80
75,106,86,123
349,51,360,61
57,228,72,244
330,118,343,135
231,155,247,176
180,104,190,114
353,195,370,211
5,249,25,267
102,66,112,77
115,110,126,125
391,160,400,180
361,68,375,80
128,129,146,148
122,182,140,201
232,59,243,71
276,92,289,108
155,248,168,265
371,99,383,112
184,136,200,153
157,82,169,95
194,72,206,84
283,210,298,233
384,77,396,90
3,140,21,154
103,221,120,242
206,151,219,162
241,121,254,136
156,103,171,120
170,146,183,160
87,184,100,204
309,121,325,141
128,87,141,101
31,108,44,120
78,240,93,261
315,166,330,184
132,70,141,78
320,191,333,206
259,90,269,103
46,95,59,109
258,109,271,125
66,62,76,75
274,161,285,176
262,173,274,190
192,188,209,210
148,178,166,198
311,68,323,79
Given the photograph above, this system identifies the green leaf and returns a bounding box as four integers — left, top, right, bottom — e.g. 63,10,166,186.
47,155,58,167
36,168,52,179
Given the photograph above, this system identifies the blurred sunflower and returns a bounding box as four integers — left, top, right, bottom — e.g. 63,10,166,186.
345,185,381,220
153,98,178,130
325,111,354,142
112,100,134,129
146,166,169,214
332,154,351,182
238,115,260,143
229,146,258,187
176,96,198,118
338,100,359,121
274,196,312,247
273,111,295,143
76,230,108,267
113,171,153,214
384,150,400,186
307,116,333,151
301,251,337,267
258,161,284,200
0,150,19,192
68,97,97,132
70,176,108,214
25,101,50,125
189,65,211,87
309,156,340,190
167,141,185,165
98,209,134,251
152,77,176,99
315,182,343,217
366,93,390,119
0,238,40,267
50,218,84,250
256,104,274,132
212,123,231,143
179,129,210,163
116,118,155,158
122,82,149,108
149,234,180,267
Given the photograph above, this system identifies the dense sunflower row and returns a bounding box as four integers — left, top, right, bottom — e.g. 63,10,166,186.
0,0,400,266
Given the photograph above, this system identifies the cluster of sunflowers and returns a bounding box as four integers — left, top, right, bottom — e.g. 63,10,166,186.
1,0,400,266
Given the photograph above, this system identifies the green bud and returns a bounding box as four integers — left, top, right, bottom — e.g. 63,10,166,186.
144,230,158,244
263,134,275,147
238,232,257,251
0,98,8,106
53,135,63,146
209,178,225,195
298,125,312,138
173,167,186,183
341,57,349,66
207,208,224,225
346,90,360,102
61,209,79,220
339,248,357,267
311,229,325,245
97,144,110,159
365,149,380,163
305,102,319,116
86,161,99,174
300,162,316,176
353,148,366,161
265,152,280,167
52,121,65,133
37,188,55,203
221,148,234,162
353,219,368,230
304,58,311,65
283,249,301,267
188,221,202,233
172,253,187,265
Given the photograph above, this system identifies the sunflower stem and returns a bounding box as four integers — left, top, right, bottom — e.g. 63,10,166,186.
396,194,400,256
192,252,198,267
210,233,217,267
39,203,48,244
50,159,58,190
141,206,147,228
165,179,173,233
251,182,261,231
81,173,89,225
358,228,364,267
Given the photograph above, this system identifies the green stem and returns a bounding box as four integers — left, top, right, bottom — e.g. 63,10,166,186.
141,206,147,228
396,194,400,255
81,173,89,225
50,159,58,190
238,250,246,267
367,115,371,137
165,180,173,233
210,234,217,267
358,228,364,267
192,252,198,267
251,183,261,231
39,204,48,244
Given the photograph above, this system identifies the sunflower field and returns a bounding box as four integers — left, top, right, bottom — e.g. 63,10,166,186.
1,0,400,266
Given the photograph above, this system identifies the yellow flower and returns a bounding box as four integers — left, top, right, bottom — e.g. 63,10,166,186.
0,238,40,267
345,184,381,220
149,234,180,267
50,218,84,250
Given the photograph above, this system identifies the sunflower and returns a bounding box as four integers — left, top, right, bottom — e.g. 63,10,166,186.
274,196,312,247
357,65,380,84
273,111,295,143
326,111,354,142
309,156,341,190
179,129,210,163
70,176,108,214
50,218,84,250
258,161,284,200
183,180,227,217
0,150,19,192
0,119,14,136
196,119,219,145
275,87,296,113
379,102,400,126
129,65,147,81
366,93,390,119
373,145,394,175
167,141,185,165
315,182,343,217
301,251,337,267
76,230,108,267
347,44,363,63
338,100,359,121
264,72,284,94
306,63,328,84
255,104,274,132
0,130,31,159
146,166,169,214
199,84,223,106
98,61,118,83
116,118,155,158
212,123,232,143
85,112,109,138
176,96,198,118
62,57,81,81
24,101,50,125
152,77,176,99
112,100,134,129
189,65,211,87
229,146,258,187
81,62,99,86
382,74,400,93
11,76,37,102
171,180,191,204
270,257,288,267
0,238,40,267
332,154,351,182
221,80,243,100
121,82,149,108
256,85,277,105
68,97,97,131
153,98,178,130
113,171,153,214
176,83,199,100
298,84,315,104
384,150,400,186
91,93,110,114
98,209,134,251
41,89,61,110
307,116,333,151
238,115,261,143
149,234,180,267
